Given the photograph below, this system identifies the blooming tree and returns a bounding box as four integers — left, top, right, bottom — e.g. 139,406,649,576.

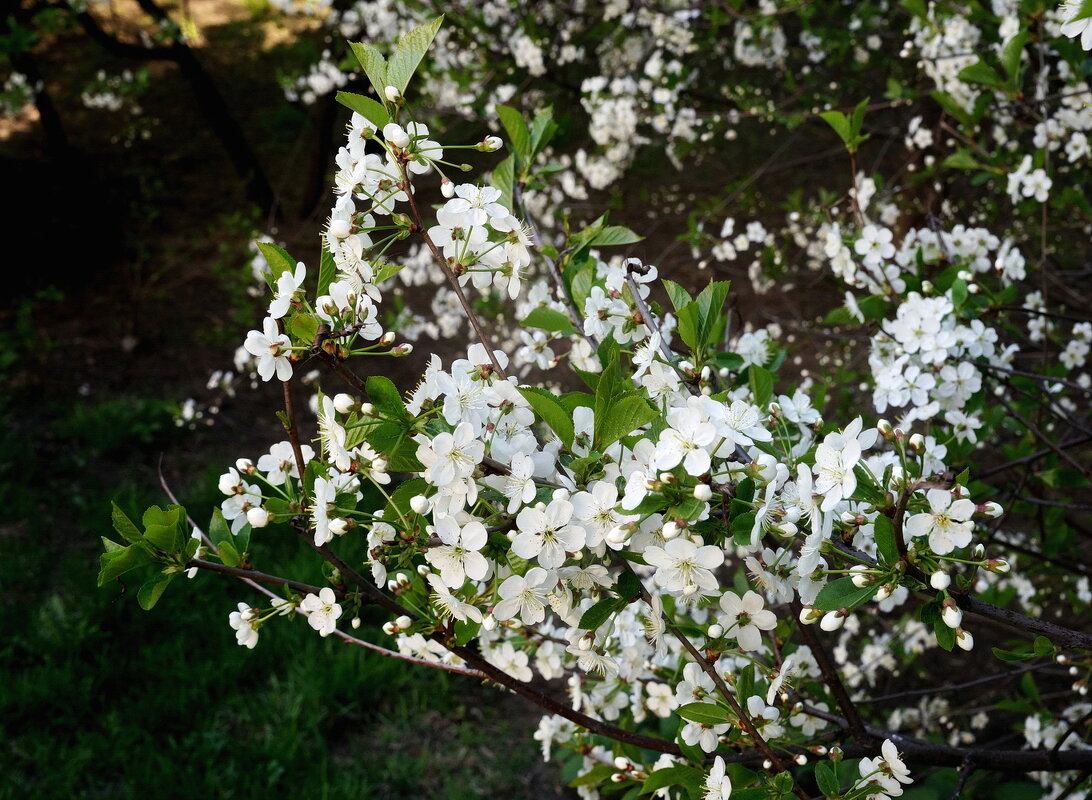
99,12,1092,800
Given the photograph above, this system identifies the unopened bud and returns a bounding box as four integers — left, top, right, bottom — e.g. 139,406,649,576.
609,773,626,784
1074,680,1089,696
820,609,847,631
799,605,823,625
330,217,353,239
384,85,401,103
382,621,397,635
416,564,430,575
482,613,496,631
410,495,430,515
359,402,374,416
662,520,680,540
921,280,934,294
875,584,893,602
877,419,894,439
693,483,713,502
392,343,413,356
552,488,571,502
246,507,271,528
333,393,356,414
351,616,361,629
986,559,1010,574
395,615,413,630
613,757,630,770
908,433,925,453
708,623,724,639
481,135,503,152
768,401,781,417
972,544,986,559
794,754,808,766
942,601,963,629
930,570,951,590
829,746,843,762
955,628,974,651
850,566,872,588
980,501,1003,518
328,518,350,537
372,458,388,473
379,332,396,346
236,458,256,474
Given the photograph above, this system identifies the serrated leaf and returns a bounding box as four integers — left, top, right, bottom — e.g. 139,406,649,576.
589,225,642,247
748,364,774,408
492,155,515,214
615,569,641,601
389,16,445,97
366,375,408,419
662,279,692,311
137,573,174,611
676,702,731,725
815,760,840,797
529,107,557,156
595,394,656,451
496,105,531,165
217,539,241,567
941,149,983,171
142,505,184,554
814,576,876,611
579,597,622,631
873,514,898,565
819,110,852,145
641,765,706,795
935,619,956,651
334,90,388,129
97,544,151,587
570,764,615,788
111,502,142,544
318,244,337,298
255,242,296,292
523,306,577,335
958,60,1005,89
1001,32,1029,79
518,386,575,449
991,645,1035,662
289,312,319,345
454,617,480,646
731,511,757,547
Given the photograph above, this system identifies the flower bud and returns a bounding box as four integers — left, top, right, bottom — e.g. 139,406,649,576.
359,402,374,416
235,458,255,474
701,366,713,382
383,123,410,148
328,518,350,537
379,332,396,346
609,773,626,784
875,584,893,602
829,746,843,762
820,609,846,631
986,559,1010,574
440,177,455,198
606,527,628,545
410,495,430,515
707,623,724,639
246,507,270,528
416,564,430,575
384,85,401,103
351,616,361,629
333,393,356,414
955,628,974,651
218,471,242,496
693,483,713,502
877,419,894,439
921,280,934,294
482,613,496,631
850,565,872,588
395,572,410,587
768,401,781,417
372,458,388,473
662,520,680,540
908,433,925,453
328,219,352,240
613,757,630,771
941,600,963,629
481,135,503,152
1074,680,1088,696
799,605,822,625
392,343,413,356
794,754,808,766
930,570,951,590
972,544,985,559
980,501,1003,518
382,621,397,635
395,615,413,630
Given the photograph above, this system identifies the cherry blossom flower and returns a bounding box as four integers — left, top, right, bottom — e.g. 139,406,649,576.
512,498,585,569
644,538,724,596
718,590,777,651
494,566,556,625
425,515,490,587
243,317,293,382
228,602,259,649
299,587,342,636
904,488,975,555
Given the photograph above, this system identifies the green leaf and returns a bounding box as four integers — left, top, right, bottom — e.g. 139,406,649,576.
386,477,428,521
290,312,319,345
941,149,983,171
930,90,973,127
334,90,388,129
362,420,422,472
374,260,406,284
208,508,233,548
578,597,622,631
529,107,558,156
662,279,692,311
589,225,642,247
731,512,757,547
949,278,968,310
217,539,241,567
991,645,1035,662
815,760,840,797
366,376,408,419
640,765,706,795
814,576,876,611
142,505,185,554
349,42,389,102
935,619,956,651
593,354,624,436
97,544,151,586
873,514,898,565
595,395,656,450
958,61,1005,89
820,110,852,145
138,573,174,611
111,502,143,544
570,764,615,788
255,242,296,291
748,365,774,408
735,477,756,503
496,105,531,165
1033,636,1054,657
385,16,443,97
615,569,641,601
1001,31,1029,79
318,244,337,298
518,386,575,448
523,306,577,335
676,702,731,725
454,618,481,646
492,155,515,213
692,281,731,350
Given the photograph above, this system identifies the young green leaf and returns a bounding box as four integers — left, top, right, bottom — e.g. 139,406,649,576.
385,16,444,97
334,90,389,129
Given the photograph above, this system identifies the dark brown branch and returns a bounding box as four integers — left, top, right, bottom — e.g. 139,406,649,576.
186,557,325,596
282,379,308,485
